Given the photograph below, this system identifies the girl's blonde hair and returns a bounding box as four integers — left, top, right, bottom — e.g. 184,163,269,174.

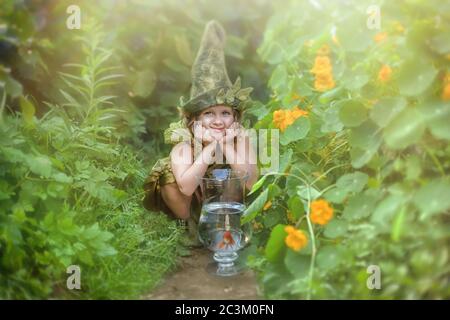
180,105,242,137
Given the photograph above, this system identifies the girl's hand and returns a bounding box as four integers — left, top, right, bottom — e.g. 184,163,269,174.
220,123,242,144
193,123,215,145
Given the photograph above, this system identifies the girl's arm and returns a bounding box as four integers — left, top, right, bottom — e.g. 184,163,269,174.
221,127,259,191
171,140,218,196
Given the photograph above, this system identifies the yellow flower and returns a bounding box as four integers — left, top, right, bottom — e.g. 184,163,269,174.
393,21,405,33
442,83,450,101
284,226,308,251
263,201,272,211
310,199,334,225
378,65,392,83
332,35,340,46
374,32,388,43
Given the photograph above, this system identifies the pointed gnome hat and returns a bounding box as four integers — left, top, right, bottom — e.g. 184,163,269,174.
179,20,253,114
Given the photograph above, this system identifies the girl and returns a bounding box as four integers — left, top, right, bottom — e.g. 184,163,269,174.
143,20,258,235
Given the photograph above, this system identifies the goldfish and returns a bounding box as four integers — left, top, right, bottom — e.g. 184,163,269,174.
217,214,235,250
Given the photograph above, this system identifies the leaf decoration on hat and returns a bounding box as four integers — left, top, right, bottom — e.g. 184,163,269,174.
236,87,253,101
216,88,226,104
164,120,192,145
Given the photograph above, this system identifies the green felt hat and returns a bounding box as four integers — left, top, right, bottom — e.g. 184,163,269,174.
179,20,253,114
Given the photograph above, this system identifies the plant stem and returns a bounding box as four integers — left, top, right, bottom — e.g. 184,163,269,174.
305,184,316,300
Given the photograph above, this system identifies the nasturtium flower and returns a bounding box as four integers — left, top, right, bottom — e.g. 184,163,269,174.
273,107,309,132
263,201,272,211
317,44,330,56
442,83,450,101
311,54,335,92
310,199,334,225
284,226,308,252
374,32,388,43
378,65,392,83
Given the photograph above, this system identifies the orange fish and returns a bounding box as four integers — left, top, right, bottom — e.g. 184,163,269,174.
217,230,235,249
217,214,235,249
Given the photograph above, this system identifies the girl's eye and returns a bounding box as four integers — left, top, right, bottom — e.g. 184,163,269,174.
222,111,231,115
204,111,213,115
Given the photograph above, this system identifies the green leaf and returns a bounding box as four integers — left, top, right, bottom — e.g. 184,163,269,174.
383,108,425,149
287,196,305,220
316,245,342,270
413,178,450,217
27,156,52,178
370,97,407,128
336,171,369,193
391,207,406,242
350,143,381,169
19,96,35,126
342,68,369,91
280,117,310,145
269,64,288,91
417,99,450,140
321,103,344,133
241,188,269,224
397,60,438,97
348,120,382,149
336,17,372,52
284,250,310,278
343,192,378,220
323,188,348,204
265,224,288,263
297,185,320,201
324,220,348,239
338,100,368,127
371,194,406,227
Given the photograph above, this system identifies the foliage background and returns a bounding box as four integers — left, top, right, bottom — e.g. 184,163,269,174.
1,0,449,299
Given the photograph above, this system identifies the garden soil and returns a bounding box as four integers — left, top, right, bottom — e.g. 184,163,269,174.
143,248,261,300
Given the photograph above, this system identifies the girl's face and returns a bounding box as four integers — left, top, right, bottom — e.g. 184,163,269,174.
198,105,235,140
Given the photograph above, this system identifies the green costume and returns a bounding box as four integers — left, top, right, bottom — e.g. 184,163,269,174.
142,20,252,234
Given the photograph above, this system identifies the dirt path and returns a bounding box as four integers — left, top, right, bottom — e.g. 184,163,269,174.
144,248,261,300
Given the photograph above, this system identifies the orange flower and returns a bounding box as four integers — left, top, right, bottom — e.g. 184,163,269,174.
310,199,334,225
263,201,272,211
317,44,330,56
378,65,392,83
311,56,332,74
273,107,309,132
311,54,335,92
374,32,388,43
291,93,304,102
284,225,308,251
442,83,450,101
291,106,309,118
